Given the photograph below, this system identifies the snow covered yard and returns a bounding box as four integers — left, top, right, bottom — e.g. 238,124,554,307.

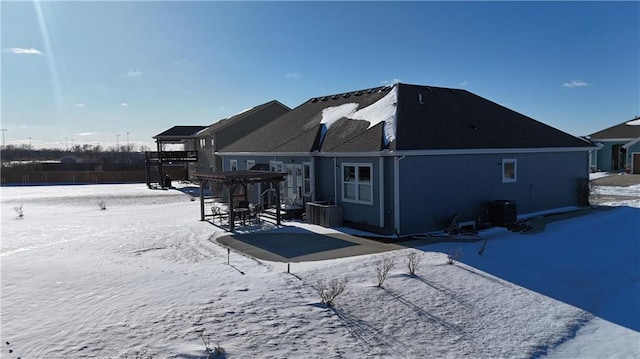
1,183,639,358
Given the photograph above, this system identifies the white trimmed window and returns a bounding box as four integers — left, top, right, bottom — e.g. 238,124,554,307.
199,138,206,149
342,163,373,204
246,160,255,170
502,158,517,183
303,162,312,196
230,159,238,171
270,160,283,172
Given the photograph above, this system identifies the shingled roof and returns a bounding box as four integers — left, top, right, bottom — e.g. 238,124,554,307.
153,126,207,141
589,117,640,140
196,100,290,136
221,83,592,153
222,87,392,152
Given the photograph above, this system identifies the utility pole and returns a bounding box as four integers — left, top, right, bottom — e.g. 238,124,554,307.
28,137,32,149
64,137,69,151
0,129,7,148
116,134,120,151
126,132,130,152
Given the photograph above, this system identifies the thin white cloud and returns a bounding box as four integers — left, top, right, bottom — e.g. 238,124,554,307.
120,102,128,107
75,103,86,107
460,81,469,87
4,47,44,55
76,132,97,136
126,70,143,77
563,79,590,88
285,72,301,78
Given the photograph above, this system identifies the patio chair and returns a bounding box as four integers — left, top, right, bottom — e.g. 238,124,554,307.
248,203,262,224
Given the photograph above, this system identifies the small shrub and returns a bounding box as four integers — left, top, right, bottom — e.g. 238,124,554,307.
123,348,151,359
447,248,463,265
375,256,396,287
311,278,348,307
201,331,225,359
405,250,423,276
98,200,107,210
14,204,24,218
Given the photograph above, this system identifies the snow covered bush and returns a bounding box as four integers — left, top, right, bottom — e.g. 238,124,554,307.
447,248,462,265
311,278,348,307
405,250,422,276
14,204,24,218
201,332,225,359
98,200,107,210
375,256,396,287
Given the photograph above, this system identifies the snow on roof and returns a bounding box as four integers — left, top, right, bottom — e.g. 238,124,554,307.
319,103,359,128
626,118,640,126
350,85,398,144
319,86,398,146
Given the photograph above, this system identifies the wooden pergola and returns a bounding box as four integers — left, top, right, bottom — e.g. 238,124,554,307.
194,170,287,231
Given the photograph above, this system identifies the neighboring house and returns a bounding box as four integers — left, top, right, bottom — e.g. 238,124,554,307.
146,125,206,187
218,83,594,236
194,100,290,174
587,117,640,174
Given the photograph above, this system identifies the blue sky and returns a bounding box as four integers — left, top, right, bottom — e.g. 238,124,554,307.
2,1,639,150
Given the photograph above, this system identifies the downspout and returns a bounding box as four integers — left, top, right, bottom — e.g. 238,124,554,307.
379,156,384,228
394,154,406,236
333,157,338,204
311,155,316,202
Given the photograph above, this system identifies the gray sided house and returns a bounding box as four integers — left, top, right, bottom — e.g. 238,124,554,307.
194,100,290,174
220,83,594,236
588,117,640,174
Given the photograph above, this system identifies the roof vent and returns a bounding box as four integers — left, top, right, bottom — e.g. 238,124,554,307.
332,95,339,100
321,96,328,101
310,98,318,103
368,89,375,94
355,91,363,96
343,93,350,98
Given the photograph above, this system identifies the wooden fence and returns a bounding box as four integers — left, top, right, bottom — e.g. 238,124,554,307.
1,170,146,185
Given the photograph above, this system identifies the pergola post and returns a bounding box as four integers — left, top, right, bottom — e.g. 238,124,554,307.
228,183,236,231
157,140,164,188
199,179,205,221
274,180,281,226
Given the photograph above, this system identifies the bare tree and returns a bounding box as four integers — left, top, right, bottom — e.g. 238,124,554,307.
311,278,348,307
375,256,396,287
405,250,423,276
14,204,24,218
